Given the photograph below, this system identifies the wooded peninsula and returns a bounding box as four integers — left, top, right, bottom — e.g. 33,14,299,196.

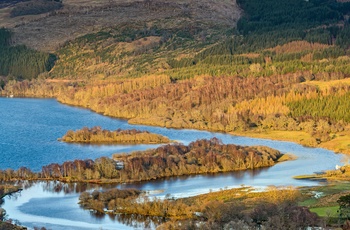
0,138,283,183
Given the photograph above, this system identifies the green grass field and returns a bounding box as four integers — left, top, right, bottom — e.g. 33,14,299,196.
310,206,339,217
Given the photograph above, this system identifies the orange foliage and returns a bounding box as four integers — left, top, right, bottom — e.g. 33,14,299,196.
267,41,331,54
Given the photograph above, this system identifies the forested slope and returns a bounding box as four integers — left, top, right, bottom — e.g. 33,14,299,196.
0,28,56,82
1,0,350,153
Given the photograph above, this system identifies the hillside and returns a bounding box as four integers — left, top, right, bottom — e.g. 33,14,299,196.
0,0,241,52
1,0,350,154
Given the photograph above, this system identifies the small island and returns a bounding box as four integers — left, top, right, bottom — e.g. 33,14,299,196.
59,126,171,144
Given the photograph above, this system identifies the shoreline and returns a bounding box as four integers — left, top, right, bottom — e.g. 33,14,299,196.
294,165,350,182
63,100,350,155
0,187,22,199
229,130,350,155
2,95,349,155
57,98,350,155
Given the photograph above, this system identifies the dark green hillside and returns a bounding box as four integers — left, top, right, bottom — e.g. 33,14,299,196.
236,0,349,34
168,0,350,73
0,28,56,80
288,91,350,123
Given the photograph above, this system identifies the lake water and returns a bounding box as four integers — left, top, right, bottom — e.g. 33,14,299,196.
0,98,344,229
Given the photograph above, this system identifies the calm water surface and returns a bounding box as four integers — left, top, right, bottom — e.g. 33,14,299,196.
0,98,344,229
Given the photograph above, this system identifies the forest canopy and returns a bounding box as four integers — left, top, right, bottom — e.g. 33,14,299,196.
0,28,56,80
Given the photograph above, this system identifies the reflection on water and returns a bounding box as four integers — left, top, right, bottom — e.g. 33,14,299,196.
112,166,272,199
8,167,269,197
1,181,165,229
0,167,269,198
42,181,92,194
114,214,163,229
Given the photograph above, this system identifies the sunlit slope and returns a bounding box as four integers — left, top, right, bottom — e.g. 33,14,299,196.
0,0,241,52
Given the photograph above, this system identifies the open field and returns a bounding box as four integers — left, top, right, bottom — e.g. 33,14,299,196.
299,182,350,224
310,206,338,218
